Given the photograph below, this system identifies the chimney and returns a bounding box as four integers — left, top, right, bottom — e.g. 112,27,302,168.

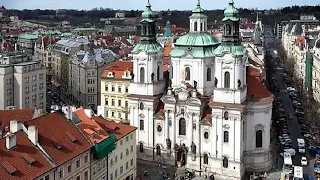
97,105,106,118
28,126,38,145
84,109,92,119
10,120,22,133
6,132,16,150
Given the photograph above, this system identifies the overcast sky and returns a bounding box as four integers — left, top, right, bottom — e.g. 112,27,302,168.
2,0,319,10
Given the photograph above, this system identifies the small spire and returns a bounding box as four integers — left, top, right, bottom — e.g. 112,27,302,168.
197,0,201,7
228,0,234,5
147,0,151,8
256,13,259,22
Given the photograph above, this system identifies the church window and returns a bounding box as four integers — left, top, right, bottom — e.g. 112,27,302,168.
139,142,144,153
207,68,212,81
224,111,229,120
223,131,229,143
139,120,144,130
256,130,263,148
157,65,160,81
223,157,228,168
204,132,209,139
139,102,144,110
157,125,162,133
224,71,230,88
194,21,198,31
203,153,209,164
140,67,145,83
185,67,191,81
156,145,161,155
179,118,186,135
200,23,203,31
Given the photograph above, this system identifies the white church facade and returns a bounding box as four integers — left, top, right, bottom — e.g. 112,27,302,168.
128,0,274,179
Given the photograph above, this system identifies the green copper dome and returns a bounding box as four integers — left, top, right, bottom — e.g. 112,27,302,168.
141,0,156,22
222,0,239,22
175,32,220,46
213,44,247,57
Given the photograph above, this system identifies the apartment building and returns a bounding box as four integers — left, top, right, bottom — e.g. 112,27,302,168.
100,60,133,123
52,37,90,97
0,51,46,110
69,48,117,109
293,36,307,84
312,40,320,101
0,109,92,180
34,37,54,82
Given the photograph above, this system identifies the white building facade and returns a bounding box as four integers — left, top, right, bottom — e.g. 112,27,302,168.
129,1,274,179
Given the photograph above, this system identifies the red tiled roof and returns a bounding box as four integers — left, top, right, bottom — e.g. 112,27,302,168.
0,131,53,180
94,117,137,141
0,109,35,130
201,109,212,121
101,60,133,79
248,65,261,77
74,108,109,144
26,112,92,166
155,102,165,116
295,36,305,46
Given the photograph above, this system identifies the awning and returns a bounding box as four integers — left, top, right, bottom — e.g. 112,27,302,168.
94,133,116,159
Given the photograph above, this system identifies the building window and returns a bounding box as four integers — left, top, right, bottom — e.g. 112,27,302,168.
84,154,88,163
139,102,144,110
118,86,121,92
76,176,80,180
157,65,160,81
139,142,144,153
58,168,63,179
185,67,191,81
140,67,145,83
223,157,229,168
224,111,229,120
84,171,88,180
118,112,121,118
105,98,108,105
207,68,212,81
140,120,144,130
131,145,134,153
256,130,263,148
203,153,209,164
7,89,11,95
76,158,80,168
25,97,29,105
45,175,49,180
126,148,129,155
120,166,123,174
125,87,128,93
131,158,134,166
126,162,129,170
204,132,209,139
25,87,29,94
121,152,123,159
156,145,161,155
112,99,115,106
157,125,162,132
194,21,198,31
110,173,113,180
115,155,118,163
67,163,72,173
118,100,121,106
115,169,118,178
112,112,115,117
112,85,115,92
223,131,229,143
224,71,230,88
105,85,108,91
179,118,186,135
125,101,128,108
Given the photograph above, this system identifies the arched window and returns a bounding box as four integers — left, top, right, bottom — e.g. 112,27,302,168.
224,71,230,88
200,23,203,31
256,130,263,148
223,131,229,143
185,67,191,81
194,21,198,31
223,157,228,168
224,111,229,120
203,153,209,164
156,145,161,155
179,118,186,135
140,67,145,83
157,65,160,81
139,120,144,130
207,68,212,81
139,142,144,153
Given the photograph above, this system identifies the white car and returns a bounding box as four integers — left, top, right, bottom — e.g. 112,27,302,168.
301,156,308,166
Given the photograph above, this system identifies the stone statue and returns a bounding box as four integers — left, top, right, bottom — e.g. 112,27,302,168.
237,79,241,88
191,142,196,154
214,77,218,87
168,79,172,88
151,73,155,83
166,139,171,149
130,71,134,80
193,80,197,89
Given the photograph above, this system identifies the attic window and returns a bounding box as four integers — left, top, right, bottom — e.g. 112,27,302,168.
51,139,62,150
108,72,114,77
1,161,17,175
114,126,120,131
21,153,36,166
65,131,77,143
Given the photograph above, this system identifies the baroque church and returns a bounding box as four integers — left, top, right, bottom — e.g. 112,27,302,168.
128,0,274,179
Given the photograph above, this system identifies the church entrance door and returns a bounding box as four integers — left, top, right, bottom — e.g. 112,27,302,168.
176,149,186,167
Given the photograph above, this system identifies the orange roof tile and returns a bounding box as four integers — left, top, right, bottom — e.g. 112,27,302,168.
163,43,172,57
94,117,137,141
26,112,92,166
0,131,53,180
74,108,109,144
248,65,261,77
101,60,133,79
247,70,274,103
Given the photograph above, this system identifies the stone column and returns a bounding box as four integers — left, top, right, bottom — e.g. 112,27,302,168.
164,110,169,142
172,110,176,149
188,112,193,147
